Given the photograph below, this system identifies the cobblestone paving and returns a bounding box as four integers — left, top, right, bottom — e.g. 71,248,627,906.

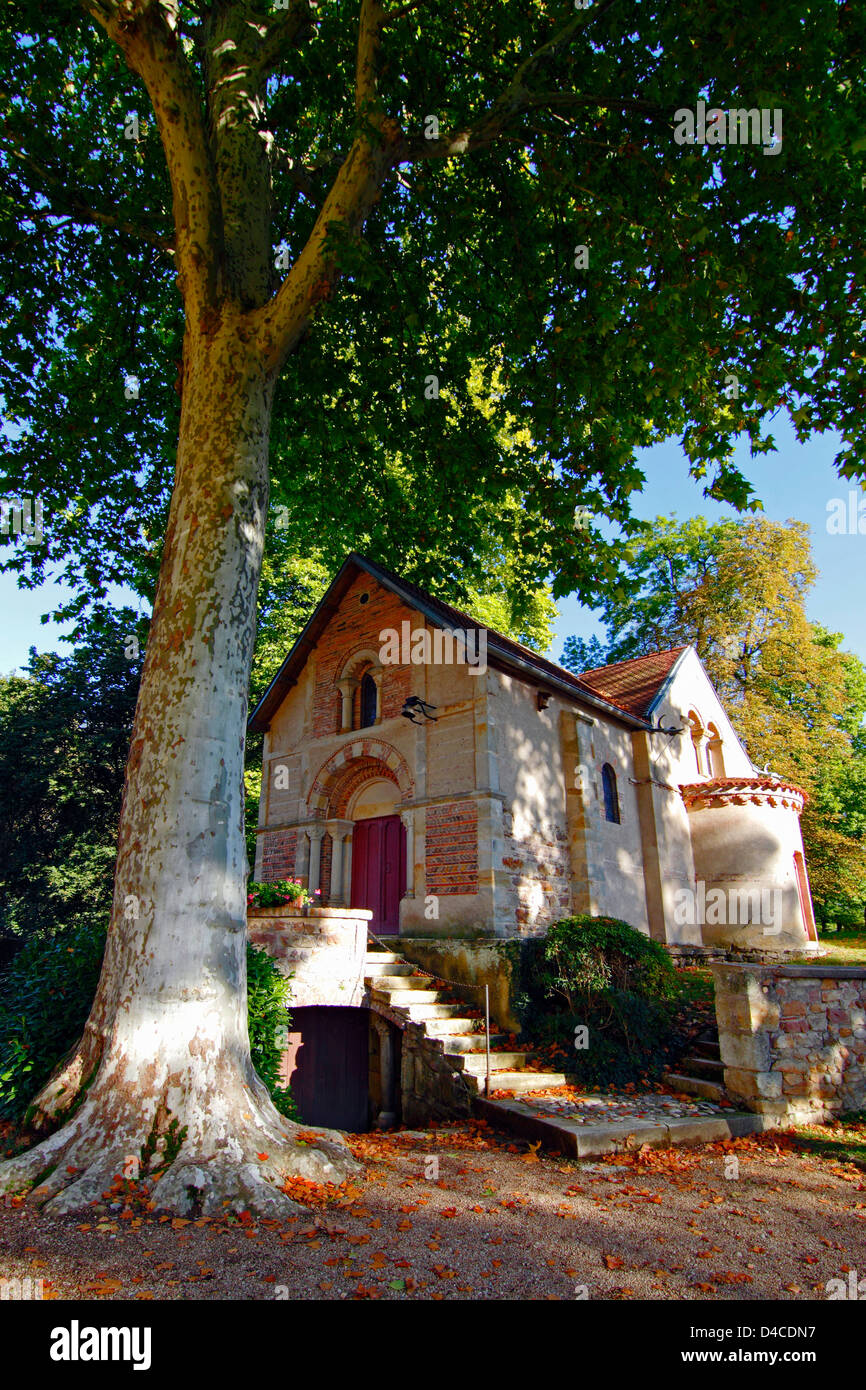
507,1089,731,1125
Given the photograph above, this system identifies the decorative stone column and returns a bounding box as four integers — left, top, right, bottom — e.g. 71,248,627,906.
307,824,325,896
343,833,353,905
295,827,310,887
400,809,415,898
337,678,358,733
372,1015,398,1128
326,818,354,906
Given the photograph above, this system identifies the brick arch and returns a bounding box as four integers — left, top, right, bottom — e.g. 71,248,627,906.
308,740,413,818
330,757,399,818
337,646,383,682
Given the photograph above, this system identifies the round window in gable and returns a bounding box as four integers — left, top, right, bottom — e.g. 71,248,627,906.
359,592,370,605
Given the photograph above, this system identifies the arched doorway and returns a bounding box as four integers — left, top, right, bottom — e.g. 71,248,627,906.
308,744,413,934
348,778,406,935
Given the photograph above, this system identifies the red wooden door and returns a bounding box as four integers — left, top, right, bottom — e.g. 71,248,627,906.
350,814,405,934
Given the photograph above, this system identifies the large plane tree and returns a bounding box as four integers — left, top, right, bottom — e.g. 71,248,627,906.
1,0,864,1214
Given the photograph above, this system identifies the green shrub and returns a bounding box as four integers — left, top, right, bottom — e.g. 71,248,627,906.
538,914,678,1011
528,915,680,1086
533,994,675,1087
246,942,300,1120
0,920,299,1123
0,917,108,1120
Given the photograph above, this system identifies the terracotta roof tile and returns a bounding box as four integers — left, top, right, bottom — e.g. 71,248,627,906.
578,646,689,718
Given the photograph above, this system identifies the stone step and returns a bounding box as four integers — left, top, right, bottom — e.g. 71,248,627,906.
435,1033,507,1053
679,1055,725,1078
400,1002,466,1020
692,1040,722,1061
364,961,416,976
473,1096,767,1158
372,987,442,1007
449,1051,534,1074
466,1070,576,1095
423,1018,483,1037
364,952,403,964
366,973,436,990
662,1071,728,1103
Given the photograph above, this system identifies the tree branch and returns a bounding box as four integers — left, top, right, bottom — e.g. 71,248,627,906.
400,0,638,161
12,202,174,253
80,0,222,326
355,0,386,117
404,94,666,162
380,0,423,26
257,0,317,73
3,143,173,252
254,0,398,372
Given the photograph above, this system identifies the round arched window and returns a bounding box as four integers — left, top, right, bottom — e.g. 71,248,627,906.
601,763,620,824
359,672,378,728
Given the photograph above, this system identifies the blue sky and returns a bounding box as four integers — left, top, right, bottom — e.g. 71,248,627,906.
1,419,864,674
550,421,866,666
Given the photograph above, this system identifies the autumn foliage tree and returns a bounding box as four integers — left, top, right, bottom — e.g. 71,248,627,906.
1,0,865,1212
561,514,866,920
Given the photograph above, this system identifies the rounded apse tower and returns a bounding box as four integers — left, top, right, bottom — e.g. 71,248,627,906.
679,776,819,956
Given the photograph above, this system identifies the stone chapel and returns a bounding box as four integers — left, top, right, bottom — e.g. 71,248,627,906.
249,553,818,960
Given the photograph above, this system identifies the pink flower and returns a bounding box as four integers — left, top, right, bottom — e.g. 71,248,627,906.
314,888,321,896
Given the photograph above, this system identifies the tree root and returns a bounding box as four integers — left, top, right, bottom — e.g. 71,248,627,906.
0,1092,360,1218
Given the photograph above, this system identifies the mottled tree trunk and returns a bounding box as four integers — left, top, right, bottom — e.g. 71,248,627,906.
0,316,357,1215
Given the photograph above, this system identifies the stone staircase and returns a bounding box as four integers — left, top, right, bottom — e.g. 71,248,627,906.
662,1023,728,1103
364,944,576,1096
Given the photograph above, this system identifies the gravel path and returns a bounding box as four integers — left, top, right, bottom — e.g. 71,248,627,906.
0,1123,863,1300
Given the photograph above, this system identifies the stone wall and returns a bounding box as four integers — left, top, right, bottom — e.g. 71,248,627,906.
395,937,523,1034
401,1021,475,1126
248,906,372,1007
712,961,866,1123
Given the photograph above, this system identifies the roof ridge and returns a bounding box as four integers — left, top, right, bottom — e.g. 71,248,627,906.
249,554,666,731
580,644,690,678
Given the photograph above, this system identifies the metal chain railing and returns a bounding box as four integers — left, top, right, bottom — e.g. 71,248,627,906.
366,929,493,1097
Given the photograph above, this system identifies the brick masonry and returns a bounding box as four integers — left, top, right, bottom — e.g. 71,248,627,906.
259,829,297,883
426,801,478,895
712,961,866,1123
311,574,416,739
329,758,400,818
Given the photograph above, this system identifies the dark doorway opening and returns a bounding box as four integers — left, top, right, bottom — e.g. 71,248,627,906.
281,1006,371,1132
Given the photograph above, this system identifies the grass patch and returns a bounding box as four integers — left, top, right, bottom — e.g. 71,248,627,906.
816,931,866,968
789,1110,866,1170
671,965,714,1005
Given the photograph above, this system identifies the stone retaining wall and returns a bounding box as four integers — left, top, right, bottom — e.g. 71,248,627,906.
248,907,473,1127
248,905,372,1007
712,961,866,1123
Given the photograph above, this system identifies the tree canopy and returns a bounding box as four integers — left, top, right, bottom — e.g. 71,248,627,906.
3,0,866,623
0,606,143,940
